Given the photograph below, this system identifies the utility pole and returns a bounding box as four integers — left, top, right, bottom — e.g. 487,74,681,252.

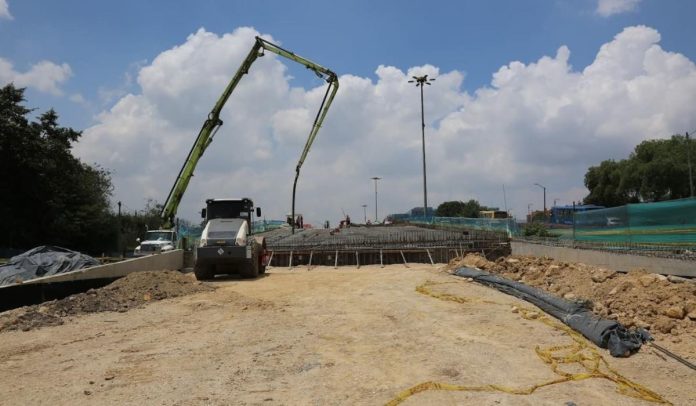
408,75,435,219
534,183,547,222
362,204,367,224
117,201,123,258
687,132,694,198
371,177,381,223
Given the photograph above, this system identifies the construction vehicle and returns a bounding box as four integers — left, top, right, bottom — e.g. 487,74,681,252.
158,36,338,279
194,198,265,279
133,229,178,257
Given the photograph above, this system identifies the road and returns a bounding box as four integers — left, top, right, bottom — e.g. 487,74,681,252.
1,264,693,405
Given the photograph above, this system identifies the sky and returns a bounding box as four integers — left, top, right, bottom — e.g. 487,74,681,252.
2,0,696,225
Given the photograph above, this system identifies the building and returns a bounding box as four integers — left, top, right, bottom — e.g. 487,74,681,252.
549,204,605,225
479,210,509,219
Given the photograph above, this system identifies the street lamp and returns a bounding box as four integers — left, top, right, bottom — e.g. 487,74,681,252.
371,177,381,223
408,74,435,219
687,132,694,197
534,183,547,221
362,204,367,224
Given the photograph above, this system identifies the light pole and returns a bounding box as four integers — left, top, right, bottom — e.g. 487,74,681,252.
687,132,694,197
408,74,435,219
362,204,367,224
534,183,547,221
371,177,381,223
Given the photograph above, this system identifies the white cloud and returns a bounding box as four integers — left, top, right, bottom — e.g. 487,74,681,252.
0,0,12,20
596,0,640,17
0,58,72,95
74,25,696,225
69,93,85,104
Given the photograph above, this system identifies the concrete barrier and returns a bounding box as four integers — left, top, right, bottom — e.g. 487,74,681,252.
2,249,185,288
511,242,695,277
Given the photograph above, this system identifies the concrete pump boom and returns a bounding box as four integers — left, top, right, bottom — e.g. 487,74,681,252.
160,36,339,229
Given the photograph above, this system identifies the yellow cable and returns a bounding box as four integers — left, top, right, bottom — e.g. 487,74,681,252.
385,281,670,405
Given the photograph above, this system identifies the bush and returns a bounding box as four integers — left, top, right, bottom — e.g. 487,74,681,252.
523,222,554,237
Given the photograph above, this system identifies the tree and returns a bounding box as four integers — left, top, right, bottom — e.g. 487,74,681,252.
583,160,631,207
584,135,695,206
0,84,116,253
436,200,487,218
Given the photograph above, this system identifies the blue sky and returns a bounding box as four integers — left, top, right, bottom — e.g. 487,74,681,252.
2,0,696,223
4,0,695,129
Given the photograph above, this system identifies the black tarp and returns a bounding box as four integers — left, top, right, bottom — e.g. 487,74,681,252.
0,246,100,286
454,267,650,357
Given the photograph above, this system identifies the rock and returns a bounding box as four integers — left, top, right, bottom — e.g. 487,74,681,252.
667,275,696,284
667,275,685,284
655,274,667,282
511,306,519,314
506,258,519,264
608,287,618,295
563,293,576,300
672,337,681,343
633,318,650,329
687,311,696,321
639,275,658,287
592,270,617,283
548,265,560,270
663,306,685,319
104,375,115,381
84,390,92,396
526,311,540,319
654,318,676,334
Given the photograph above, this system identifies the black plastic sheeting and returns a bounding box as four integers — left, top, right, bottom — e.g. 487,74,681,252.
454,267,651,357
0,246,100,287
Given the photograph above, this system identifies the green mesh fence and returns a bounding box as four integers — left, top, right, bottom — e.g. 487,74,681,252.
574,198,696,245
252,220,286,234
407,216,518,236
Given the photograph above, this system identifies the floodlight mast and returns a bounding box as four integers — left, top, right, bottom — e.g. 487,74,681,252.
408,75,435,219
160,36,339,232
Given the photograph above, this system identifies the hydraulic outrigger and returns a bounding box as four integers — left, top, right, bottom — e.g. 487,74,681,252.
160,36,339,233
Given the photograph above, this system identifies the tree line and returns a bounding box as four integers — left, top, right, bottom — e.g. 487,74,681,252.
584,135,695,207
0,85,160,255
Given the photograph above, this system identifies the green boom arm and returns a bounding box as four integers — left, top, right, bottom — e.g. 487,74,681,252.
160,36,339,228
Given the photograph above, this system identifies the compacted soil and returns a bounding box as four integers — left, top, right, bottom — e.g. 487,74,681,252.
0,265,694,405
452,254,696,348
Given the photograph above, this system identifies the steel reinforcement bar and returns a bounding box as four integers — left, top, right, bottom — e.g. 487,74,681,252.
263,225,510,267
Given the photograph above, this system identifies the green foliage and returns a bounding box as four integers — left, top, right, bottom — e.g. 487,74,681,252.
436,200,489,218
0,84,116,253
584,135,695,207
523,222,554,237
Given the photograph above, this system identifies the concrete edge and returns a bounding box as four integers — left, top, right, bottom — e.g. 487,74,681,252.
511,242,695,277
0,249,185,288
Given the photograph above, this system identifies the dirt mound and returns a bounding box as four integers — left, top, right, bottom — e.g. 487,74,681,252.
449,254,696,338
0,270,213,332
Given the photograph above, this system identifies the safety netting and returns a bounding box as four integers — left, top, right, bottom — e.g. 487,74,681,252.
574,197,696,245
407,216,519,236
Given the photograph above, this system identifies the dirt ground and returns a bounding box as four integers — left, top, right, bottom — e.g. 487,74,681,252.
0,265,694,405
452,255,696,346
0,270,214,332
